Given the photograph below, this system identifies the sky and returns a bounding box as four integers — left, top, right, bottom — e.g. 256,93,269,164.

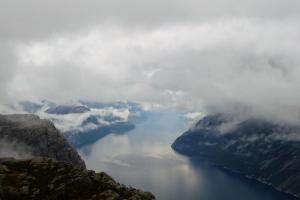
1,0,300,123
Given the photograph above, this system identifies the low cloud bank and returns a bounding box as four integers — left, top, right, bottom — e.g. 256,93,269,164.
0,139,33,159
38,107,130,133
7,19,299,124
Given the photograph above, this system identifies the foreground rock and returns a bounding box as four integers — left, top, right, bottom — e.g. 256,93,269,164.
0,157,155,200
172,114,300,198
0,114,85,169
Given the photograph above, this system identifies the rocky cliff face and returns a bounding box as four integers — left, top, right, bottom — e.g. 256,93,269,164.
0,114,85,169
172,114,300,198
0,157,155,200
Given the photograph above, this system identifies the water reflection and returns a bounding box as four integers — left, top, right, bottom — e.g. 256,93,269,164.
79,112,297,200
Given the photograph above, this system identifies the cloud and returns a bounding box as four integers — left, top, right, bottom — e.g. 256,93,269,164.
0,139,33,159
8,19,300,122
36,107,130,133
272,132,300,142
0,42,20,104
1,0,299,40
184,112,204,127
1,1,300,124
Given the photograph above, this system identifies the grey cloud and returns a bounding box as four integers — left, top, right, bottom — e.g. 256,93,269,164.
0,42,19,104
1,1,300,124
0,139,33,159
1,0,299,40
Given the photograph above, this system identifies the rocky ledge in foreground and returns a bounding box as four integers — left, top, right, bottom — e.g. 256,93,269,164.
0,157,155,200
172,114,300,198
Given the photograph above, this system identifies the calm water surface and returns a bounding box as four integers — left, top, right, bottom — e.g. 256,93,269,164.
80,112,297,200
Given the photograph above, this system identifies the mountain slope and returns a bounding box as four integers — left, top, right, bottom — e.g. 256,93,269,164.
172,114,300,198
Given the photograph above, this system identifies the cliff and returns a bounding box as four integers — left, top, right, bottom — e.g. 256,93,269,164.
0,114,85,169
0,157,155,200
172,114,300,198
0,114,155,199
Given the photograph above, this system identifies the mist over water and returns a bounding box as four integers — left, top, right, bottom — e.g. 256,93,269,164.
80,112,297,200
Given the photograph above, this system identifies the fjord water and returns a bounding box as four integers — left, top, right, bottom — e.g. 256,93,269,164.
80,112,297,200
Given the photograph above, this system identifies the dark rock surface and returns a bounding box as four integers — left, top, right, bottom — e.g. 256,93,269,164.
0,114,85,169
0,157,155,200
172,114,300,198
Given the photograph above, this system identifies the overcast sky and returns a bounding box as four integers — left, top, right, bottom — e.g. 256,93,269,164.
1,0,300,123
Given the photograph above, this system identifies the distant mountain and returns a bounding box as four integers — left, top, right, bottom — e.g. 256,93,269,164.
18,100,148,148
0,114,85,169
65,118,135,148
45,105,90,114
172,114,300,198
79,100,148,123
0,157,155,200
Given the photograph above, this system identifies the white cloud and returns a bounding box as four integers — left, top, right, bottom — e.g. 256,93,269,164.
184,112,204,120
0,1,300,124
37,107,130,133
184,112,204,127
5,19,299,124
0,139,33,159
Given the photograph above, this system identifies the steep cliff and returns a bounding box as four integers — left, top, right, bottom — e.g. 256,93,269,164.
172,114,300,198
0,114,85,169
